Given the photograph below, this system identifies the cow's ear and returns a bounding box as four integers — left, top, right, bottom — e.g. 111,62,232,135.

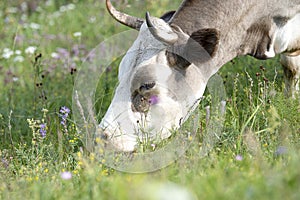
165,28,219,69
160,11,176,22
188,28,220,58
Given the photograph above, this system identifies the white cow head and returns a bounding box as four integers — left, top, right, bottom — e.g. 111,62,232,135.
99,1,219,151
99,0,300,152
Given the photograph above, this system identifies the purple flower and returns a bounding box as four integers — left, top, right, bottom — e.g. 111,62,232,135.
60,106,70,114
60,106,70,126
56,48,70,58
275,146,288,156
39,123,47,138
235,154,243,161
60,171,72,180
149,95,159,105
1,158,9,169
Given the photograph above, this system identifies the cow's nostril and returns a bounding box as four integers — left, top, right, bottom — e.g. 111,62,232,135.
100,132,109,140
98,128,109,140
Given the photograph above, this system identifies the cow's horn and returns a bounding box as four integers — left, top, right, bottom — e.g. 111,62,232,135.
146,12,178,45
106,0,144,30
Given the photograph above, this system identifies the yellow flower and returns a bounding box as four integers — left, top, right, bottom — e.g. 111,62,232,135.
78,161,83,166
101,169,108,176
95,137,101,144
26,177,33,182
89,153,95,162
98,148,104,154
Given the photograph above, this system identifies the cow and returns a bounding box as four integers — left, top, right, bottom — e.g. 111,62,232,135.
99,0,300,152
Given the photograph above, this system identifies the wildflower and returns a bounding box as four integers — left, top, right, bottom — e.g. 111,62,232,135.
1,158,9,169
25,46,37,54
101,169,109,176
15,50,22,55
42,108,48,118
29,22,40,30
60,171,72,180
149,95,159,105
26,177,33,182
2,48,14,59
59,4,75,12
235,154,243,161
95,137,101,144
13,55,24,62
6,7,18,14
89,16,96,23
50,52,58,59
60,106,70,126
42,108,48,113
52,47,70,61
39,123,47,138
274,146,288,156
60,106,70,115
73,32,82,37
12,76,19,82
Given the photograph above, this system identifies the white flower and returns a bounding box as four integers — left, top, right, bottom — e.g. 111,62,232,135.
52,11,61,18
29,22,40,30
73,32,82,37
89,16,96,23
66,4,75,10
45,0,53,7
51,52,59,58
60,3,75,12
13,55,24,62
60,171,72,180
25,46,37,54
6,7,18,14
20,2,28,11
41,108,49,113
2,48,14,59
15,50,22,55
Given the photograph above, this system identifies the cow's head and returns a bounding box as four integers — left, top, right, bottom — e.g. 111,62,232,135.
99,0,219,151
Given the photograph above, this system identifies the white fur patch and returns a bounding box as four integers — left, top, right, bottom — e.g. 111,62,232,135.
264,41,276,58
274,13,300,54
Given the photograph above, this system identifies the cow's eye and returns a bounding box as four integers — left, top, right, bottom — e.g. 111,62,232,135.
166,50,191,70
139,81,155,92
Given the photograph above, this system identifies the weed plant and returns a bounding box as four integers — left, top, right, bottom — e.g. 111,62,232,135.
0,1,299,200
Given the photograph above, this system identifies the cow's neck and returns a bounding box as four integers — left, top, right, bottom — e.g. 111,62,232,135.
171,0,267,34
170,0,298,76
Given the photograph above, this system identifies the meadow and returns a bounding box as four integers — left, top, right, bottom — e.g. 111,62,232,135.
0,0,299,199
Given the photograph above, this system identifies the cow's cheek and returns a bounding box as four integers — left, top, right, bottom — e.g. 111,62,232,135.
149,97,183,139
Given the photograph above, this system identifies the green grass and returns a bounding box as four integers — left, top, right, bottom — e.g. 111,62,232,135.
0,0,300,199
